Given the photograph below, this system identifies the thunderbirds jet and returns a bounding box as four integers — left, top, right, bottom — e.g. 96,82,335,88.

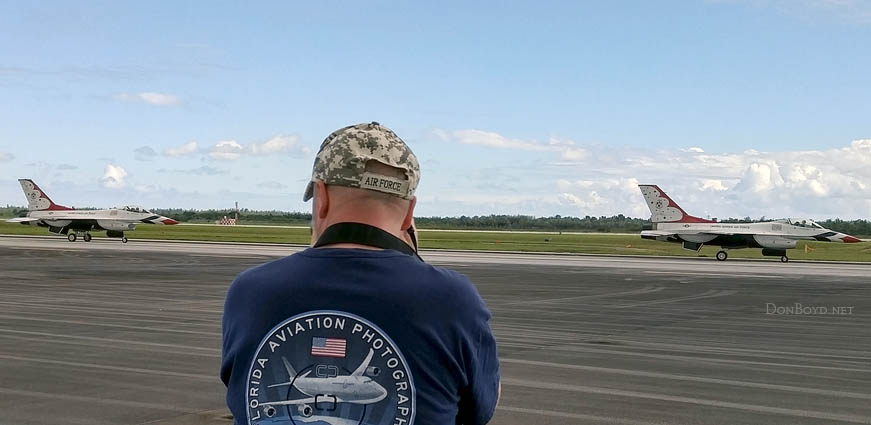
260,348,387,421
639,184,861,262
6,179,178,243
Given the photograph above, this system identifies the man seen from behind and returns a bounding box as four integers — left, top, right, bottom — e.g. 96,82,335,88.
221,122,500,425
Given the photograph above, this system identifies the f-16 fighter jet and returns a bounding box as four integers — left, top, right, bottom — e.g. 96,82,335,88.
7,179,178,243
639,184,861,262
259,349,388,422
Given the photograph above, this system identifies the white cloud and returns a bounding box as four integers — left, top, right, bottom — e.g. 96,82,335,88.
444,129,561,151
0,152,13,162
260,181,289,190
437,129,592,163
134,184,159,193
736,160,785,193
116,92,181,106
561,148,589,161
786,163,827,195
139,92,180,106
572,140,871,218
156,136,313,162
700,179,729,191
249,135,311,156
551,178,647,217
209,140,244,161
188,166,228,175
687,147,705,153
557,179,595,190
199,136,314,161
558,191,606,209
134,146,158,161
165,141,199,157
445,129,542,150
423,133,871,219
101,164,127,189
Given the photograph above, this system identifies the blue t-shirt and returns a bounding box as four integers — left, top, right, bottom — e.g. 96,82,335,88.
221,248,500,425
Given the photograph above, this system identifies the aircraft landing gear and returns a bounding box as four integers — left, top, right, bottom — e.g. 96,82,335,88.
716,250,728,261
67,231,94,242
781,255,789,263
106,231,128,243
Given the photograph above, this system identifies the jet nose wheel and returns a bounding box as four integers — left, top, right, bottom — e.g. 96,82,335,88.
83,233,92,242
67,233,77,242
121,236,128,243
781,255,789,263
716,250,728,261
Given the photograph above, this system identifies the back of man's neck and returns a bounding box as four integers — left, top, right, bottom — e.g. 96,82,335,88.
318,216,403,240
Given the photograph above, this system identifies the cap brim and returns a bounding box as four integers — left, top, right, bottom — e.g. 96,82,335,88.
302,181,314,202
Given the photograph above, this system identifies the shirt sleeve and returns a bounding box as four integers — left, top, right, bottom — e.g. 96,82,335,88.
220,274,241,387
220,272,252,423
458,302,500,424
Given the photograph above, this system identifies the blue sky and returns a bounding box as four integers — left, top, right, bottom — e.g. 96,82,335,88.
1,1,870,219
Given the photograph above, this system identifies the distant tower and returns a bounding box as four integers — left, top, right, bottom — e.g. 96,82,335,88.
235,201,239,222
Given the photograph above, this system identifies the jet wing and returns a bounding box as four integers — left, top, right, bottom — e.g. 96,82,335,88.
644,230,737,237
6,217,41,223
672,231,736,236
267,371,311,389
641,230,675,237
260,397,318,407
686,230,735,236
10,214,85,221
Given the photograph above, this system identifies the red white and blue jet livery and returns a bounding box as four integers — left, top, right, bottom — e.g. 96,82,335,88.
6,179,178,243
639,184,862,262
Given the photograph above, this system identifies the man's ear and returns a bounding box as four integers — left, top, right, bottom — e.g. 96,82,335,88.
315,180,330,219
401,197,416,231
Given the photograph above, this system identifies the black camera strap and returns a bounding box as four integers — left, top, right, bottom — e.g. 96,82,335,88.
314,222,422,260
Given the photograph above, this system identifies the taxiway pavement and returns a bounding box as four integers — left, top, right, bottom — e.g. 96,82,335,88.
0,236,869,424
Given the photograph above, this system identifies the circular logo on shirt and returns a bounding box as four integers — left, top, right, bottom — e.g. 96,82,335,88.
245,311,416,425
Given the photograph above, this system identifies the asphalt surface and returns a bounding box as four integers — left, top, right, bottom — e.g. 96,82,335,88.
0,236,869,425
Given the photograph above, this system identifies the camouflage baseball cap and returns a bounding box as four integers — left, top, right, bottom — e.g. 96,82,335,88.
303,122,420,201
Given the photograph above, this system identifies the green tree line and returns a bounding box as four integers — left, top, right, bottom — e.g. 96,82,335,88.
3,206,870,236
152,208,313,225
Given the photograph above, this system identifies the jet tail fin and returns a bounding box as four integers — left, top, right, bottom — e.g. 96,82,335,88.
352,349,375,377
19,179,72,211
282,356,297,378
638,184,713,224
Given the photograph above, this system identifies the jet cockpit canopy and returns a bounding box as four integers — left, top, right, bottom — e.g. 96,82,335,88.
776,218,825,229
121,205,152,214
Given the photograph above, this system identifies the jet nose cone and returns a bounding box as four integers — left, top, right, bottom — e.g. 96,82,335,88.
161,217,179,225
366,381,389,402
841,234,861,243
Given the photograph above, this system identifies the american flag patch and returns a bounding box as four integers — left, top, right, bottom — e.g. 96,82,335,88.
311,337,346,358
